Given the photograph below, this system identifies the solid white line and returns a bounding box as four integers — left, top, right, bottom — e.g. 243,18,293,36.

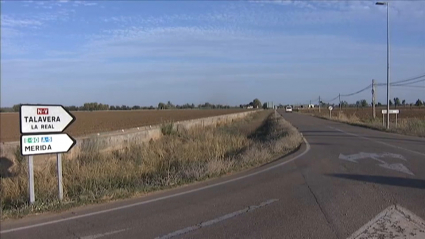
1,139,310,234
80,228,129,239
328,126,425,157
155,199,279,239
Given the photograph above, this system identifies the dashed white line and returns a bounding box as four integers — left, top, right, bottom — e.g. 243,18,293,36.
80,228,129,239
155,199,279,239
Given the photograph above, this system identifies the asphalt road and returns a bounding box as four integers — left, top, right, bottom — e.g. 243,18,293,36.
2,111,425,239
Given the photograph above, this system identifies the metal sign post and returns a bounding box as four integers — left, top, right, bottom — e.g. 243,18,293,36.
20,104,76,204
328,106,333,119
28,155,35,204
57,154,63,200
381,109,400,128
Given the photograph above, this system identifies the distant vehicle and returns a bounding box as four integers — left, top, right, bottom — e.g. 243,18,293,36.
285,106,293,113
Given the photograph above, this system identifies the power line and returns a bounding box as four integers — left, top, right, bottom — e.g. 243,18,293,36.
393,78,425,86
377,78,425,87
308,73,425,106
391,85,425,89
376,74,425,86
323,95,340,103
390,73,425,84
340,84,372,97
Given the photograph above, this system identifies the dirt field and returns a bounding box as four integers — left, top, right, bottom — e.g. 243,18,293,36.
0,109,253,142
300,106,425,121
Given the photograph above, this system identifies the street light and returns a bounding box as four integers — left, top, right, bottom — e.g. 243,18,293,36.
376,1,390,129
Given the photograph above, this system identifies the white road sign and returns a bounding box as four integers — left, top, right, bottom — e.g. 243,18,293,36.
328,106,333,111
20,105,75,134
382,109,400,114
21,134,76,156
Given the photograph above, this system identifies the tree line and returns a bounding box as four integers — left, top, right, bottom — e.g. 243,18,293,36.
5,99,265,112
320,98,425,108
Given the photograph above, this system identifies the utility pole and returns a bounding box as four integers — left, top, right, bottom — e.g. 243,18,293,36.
319,96,321,113
376,1,390,129
372,79,376,119
339,94,341,110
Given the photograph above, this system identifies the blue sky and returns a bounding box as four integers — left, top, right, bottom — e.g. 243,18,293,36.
1,0,424,107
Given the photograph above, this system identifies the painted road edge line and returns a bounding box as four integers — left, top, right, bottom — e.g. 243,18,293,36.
155,199,279,239
1,138,310,234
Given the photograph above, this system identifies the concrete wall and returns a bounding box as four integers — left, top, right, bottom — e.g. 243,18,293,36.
0,110,258,169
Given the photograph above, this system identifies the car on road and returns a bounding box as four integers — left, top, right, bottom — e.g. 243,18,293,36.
285,106,293,113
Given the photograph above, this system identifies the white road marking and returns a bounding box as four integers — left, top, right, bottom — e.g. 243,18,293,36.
155,199,279,239
379,163,414,176
80,228,128,239
0,139,310,234
338,152,414,176
348,205,425,239
328,126,425,157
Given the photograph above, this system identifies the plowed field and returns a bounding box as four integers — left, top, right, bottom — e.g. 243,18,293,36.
0,109,253,142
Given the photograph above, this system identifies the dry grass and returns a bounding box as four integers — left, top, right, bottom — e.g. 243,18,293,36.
0,110,302,219
301,108,425,137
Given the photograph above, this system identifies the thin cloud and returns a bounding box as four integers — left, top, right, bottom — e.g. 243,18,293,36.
1,15,43,28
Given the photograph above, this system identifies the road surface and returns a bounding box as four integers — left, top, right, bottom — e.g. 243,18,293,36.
2,111,425,239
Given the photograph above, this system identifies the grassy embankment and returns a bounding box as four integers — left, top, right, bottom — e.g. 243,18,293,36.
300,108,425,137
1,110,303,219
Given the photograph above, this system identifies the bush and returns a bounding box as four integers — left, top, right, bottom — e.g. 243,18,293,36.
161,121,175,136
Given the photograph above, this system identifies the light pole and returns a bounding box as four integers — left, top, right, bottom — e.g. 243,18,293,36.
376,1,390,129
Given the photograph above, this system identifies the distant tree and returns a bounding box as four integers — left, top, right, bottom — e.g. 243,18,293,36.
340,101,348,108
415,99,423,107
360,99,368,107
402,99,406,106
12,104,20,112
389,100,393,106
67,105,78,111
355,101,360,107
393,97,401,108
158,102,165,110
262,103,268,109
166,101,175,109
377,102,382,106
252,98,261,109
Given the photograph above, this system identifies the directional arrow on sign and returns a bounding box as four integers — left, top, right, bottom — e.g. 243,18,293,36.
339,152,414,176
21,134,76,156
20,105,75,134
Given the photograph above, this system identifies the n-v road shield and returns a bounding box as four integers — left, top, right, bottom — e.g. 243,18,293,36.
21,134,76,156
20,104,75,134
